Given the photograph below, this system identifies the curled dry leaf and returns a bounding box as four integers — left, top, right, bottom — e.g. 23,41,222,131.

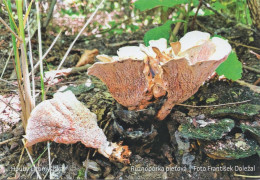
76,49,99,67
25,91,131,164
88,31,232,120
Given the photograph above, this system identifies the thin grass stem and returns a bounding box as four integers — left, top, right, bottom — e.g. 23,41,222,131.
35,0,45,101
0,48,13,78
25,0,36,105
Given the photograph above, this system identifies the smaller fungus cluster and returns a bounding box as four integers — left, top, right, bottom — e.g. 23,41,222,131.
88,31,232,120
25,91,131,164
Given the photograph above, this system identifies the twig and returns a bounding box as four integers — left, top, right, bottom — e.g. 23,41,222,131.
0,17,22,41
0,98,20,115
236,80,260,93
0,77,17,86
1,48,13,78
15,147,25,176
191,0,203,29
43,65,91,87
172,12,184,38
43,158,55,179
84,150,90,179
45,0,106,94
202,1,227,19
177,100,251,108
0,137,19,145
22,139,42,179
70,64,92,74
43,0,57,29
229,40,260,51
106,40,143,47
0,151,20,162
234,174,260,178
29,29,63,76
254,78,260,85
243,65,260,74
249,50,260,59
47,141,52,179
196,19,214,33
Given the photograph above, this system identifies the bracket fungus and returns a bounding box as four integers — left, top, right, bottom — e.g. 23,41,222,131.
88,31,232,120
25,91,131,164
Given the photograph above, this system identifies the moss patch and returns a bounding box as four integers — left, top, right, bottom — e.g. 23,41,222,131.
178,118,234,140
211,104,260,119
202,138,259,160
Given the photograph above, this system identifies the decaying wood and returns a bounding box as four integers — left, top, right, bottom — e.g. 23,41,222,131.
236,80,260,93
243,65,260,74
247,0,260,31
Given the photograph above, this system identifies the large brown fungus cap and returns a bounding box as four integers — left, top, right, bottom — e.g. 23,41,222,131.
88,31,232,120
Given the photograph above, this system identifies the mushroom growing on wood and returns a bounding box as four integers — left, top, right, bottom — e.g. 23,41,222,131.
24,91,131,164
88,31,232,120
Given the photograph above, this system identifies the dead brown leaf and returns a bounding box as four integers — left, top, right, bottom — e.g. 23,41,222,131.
76,49,99,67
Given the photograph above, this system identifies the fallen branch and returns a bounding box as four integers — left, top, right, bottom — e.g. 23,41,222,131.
177,100,251,108
0,137,19,145
234,173,260,179
44,64,91,84
106,40,143,47
243,65,260,74
236,80,260,93
229,40,260,51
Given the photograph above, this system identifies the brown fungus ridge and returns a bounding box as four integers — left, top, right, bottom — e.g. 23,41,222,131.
87,31,231,120
88,59,154,110
156,55,229,120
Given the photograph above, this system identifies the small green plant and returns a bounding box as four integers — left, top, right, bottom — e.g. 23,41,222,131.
134,0,189,11
216,51,242,80
212,0,252,25
143,20,174,46
77,168,85,179
134,0,200,39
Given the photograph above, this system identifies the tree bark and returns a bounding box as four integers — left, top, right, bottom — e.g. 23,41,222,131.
247,0,260,31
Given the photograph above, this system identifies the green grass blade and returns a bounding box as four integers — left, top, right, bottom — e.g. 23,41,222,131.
6,0,20,77
4,0,19,33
